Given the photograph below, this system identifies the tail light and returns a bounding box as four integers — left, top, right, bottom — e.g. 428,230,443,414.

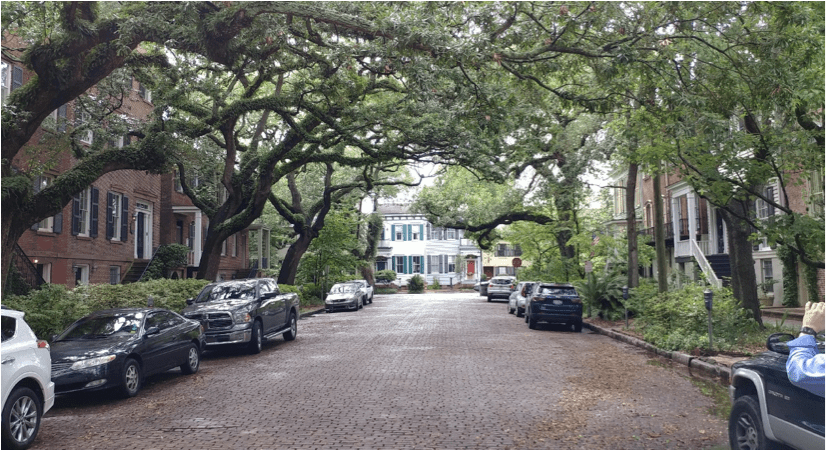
37,340,50,350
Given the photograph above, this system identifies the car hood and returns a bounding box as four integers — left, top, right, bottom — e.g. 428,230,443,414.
182,298,252,314
326,293,356,301
51,336,134,362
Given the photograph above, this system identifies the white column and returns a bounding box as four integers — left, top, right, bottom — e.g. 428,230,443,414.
671,196,680,247
257,229,263,271
193,210,203,267
687,191,697,243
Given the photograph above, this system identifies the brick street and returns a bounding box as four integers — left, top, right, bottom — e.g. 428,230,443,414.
34,292,727,449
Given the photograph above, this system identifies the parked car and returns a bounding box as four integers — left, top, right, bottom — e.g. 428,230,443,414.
474,280,490,297
50,308,204,399
1,308,55,449
182,278,299,354
325,283,363,312
486,276,516,302
525,283,583,332
508,282,537,317
728,332,824,450
346,280,374,305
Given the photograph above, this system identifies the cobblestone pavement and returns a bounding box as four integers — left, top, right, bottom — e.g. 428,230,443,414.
34,292,728,449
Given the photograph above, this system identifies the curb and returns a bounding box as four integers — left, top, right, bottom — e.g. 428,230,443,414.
299,307,326,319
583,322,731,382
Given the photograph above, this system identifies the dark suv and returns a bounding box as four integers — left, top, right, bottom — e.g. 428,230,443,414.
182,279,299,354
728,333,824,450
524,283,583,332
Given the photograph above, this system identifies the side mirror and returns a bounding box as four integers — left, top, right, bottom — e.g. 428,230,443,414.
767,332,795,354
51,334,58,342
144,326,160,336
186,298,194,305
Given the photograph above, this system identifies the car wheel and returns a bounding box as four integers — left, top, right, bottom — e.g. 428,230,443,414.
2,386,42,449
120,358,142,398
516,308,523,318
180,343,200,375
574,321,582,333
528,316,537,330
729,395,775,450
487,295,492,302
508,306,513,314
524,311,529,323
248,320,263,354
283,313,297,341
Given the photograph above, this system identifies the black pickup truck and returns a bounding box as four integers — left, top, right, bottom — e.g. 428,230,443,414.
182,278,299,354
728,332,824,450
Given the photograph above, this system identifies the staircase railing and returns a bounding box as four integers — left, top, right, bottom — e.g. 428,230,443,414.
690,239,722,289
136,246,161,283
8,243,47,294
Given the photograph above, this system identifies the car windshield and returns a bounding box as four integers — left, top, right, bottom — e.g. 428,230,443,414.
330,284,356,294
57,313,143,340
491,279,513,285
197,282,256,302
537,286,577,296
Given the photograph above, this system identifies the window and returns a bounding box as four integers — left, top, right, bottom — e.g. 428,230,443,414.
394,256,405,274
138,83,152,103
33,175,55,232
2,316,17,342
809,168,824,219
78,110,94,144
106,192,126,241
412,256,422,274
497,266,516,276
429,255,441,274
56,104,68,132
1,61,23,104
446,228,456,240
412,227,420,241
756,185,775,219
448,259,455,273
74,265,90,286
375,260,387,272
221,238,227,256
395,227,403,241
174,170,184,193
35,262,51,284
761,260,774,293
232,233,238,257
110,266,121,285
430,226,443,240
73,186,99,237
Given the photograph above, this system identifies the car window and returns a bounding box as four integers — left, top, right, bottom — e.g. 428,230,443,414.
146,311,182,331
491,279,513,285
537,286,577,296
198,282,256,302
1,315,16,342
58,313,142,340
331,284,356,293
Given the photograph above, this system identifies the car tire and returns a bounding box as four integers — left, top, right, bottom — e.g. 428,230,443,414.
487,295,492,302
528,316,537,330
283,313,297,341
2,386,42,449
729,395,776,450
574,321,582,333
248,320,263,354
508,306,514,314
120,358,142,398
516,308,523,318
180,343,200,375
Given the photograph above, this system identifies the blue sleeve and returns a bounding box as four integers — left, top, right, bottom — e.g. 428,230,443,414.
786,335,825,398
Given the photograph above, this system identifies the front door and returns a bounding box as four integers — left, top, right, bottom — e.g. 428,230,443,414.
467,260,476,277
134,202,152,259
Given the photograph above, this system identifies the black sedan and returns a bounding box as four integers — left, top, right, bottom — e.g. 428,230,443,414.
50,308,205,398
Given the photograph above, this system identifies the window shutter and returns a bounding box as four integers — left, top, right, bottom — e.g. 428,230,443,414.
419,224,423,240
90,187,99,238
71,193,81,236
106,192,114,239
391,225,395,241
53,210,63,234
408,256,413,274
11,66,23,91
121,196,129,242
57,104,67,132
439,255,444,273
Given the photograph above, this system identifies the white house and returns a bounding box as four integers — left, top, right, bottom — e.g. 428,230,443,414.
375,203,481,286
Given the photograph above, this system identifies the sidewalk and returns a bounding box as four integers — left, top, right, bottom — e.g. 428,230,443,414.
583,306,806,384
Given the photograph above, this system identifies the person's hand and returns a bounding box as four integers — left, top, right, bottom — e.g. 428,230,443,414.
801,301,825,333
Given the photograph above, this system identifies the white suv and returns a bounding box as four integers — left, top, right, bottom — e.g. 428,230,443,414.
1,308,55,449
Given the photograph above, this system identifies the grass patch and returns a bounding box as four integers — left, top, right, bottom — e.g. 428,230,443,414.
690,377,732,421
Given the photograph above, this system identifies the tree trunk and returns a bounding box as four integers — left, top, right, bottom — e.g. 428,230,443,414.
625,162,639,289
277,233,314,285
653,170,668,293
720,206,763,326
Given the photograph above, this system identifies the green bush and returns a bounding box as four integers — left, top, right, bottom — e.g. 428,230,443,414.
143,244,190,280
429,278,441,290
407,274,425,293
2,278,210,339
278,283,323,308
633,283,761,352
375,269,397,283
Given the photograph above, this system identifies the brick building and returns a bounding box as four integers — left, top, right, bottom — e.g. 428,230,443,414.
4,46,261,289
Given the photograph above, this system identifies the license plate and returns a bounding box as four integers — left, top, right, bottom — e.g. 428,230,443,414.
553,299,563,305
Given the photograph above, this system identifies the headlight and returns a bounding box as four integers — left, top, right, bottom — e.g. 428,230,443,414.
70,355,116,370
233,310,252,323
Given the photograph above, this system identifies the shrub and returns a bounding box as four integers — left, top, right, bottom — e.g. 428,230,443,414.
278,283,323,308
143,244,190,280
2,278,210,339
375,269,397,283
407,274,425,293
429,278,441,290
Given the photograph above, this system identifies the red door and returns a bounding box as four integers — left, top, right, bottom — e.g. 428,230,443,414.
467,260,475,275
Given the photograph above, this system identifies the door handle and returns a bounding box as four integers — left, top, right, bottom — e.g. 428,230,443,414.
2,357,15,365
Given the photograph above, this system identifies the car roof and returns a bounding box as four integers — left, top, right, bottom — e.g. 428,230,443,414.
86,307,164,316
0,307,25,319
537,282,575,288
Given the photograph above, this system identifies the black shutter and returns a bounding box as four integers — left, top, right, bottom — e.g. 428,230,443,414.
57,104,67,132
106,192,114,239
11,66,23,91
121,196,129,242
89,187,99,238
53,210,63,234
71,193,81,235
